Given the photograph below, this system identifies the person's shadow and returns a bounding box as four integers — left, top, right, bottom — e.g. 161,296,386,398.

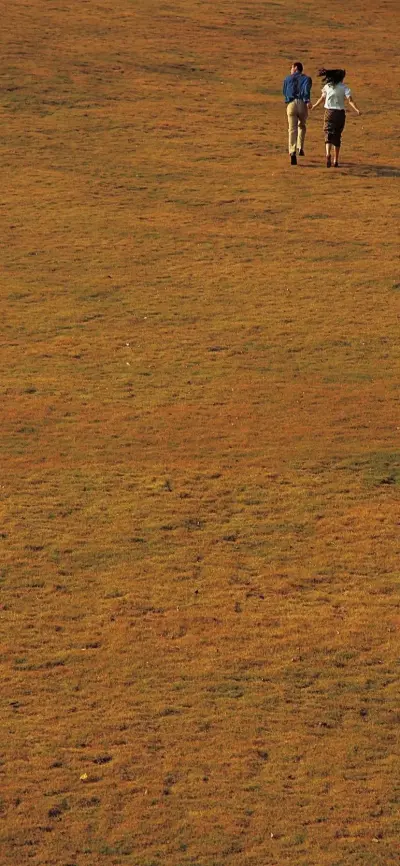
299,162,400,176
343,163,400,177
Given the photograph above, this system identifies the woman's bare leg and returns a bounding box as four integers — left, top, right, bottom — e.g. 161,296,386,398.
333,145,340,166
326,143,332,166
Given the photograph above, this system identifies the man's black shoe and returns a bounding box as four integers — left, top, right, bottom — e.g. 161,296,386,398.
298,149,305,156
290,153,297,165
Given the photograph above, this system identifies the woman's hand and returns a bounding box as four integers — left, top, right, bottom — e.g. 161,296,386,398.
311,95,324,111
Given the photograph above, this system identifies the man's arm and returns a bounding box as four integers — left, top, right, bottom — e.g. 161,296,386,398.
304,75,312,103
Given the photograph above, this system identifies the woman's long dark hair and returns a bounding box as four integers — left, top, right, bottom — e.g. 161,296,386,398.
318,68,346,86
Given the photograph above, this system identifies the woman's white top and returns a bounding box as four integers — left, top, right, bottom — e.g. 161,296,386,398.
322,82,351,110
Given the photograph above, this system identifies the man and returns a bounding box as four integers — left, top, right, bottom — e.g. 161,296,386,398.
283,62,312,165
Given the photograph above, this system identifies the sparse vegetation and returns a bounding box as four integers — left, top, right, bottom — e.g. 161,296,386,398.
1,1,399,864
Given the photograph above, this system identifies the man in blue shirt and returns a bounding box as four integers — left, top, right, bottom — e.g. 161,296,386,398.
283,62,312,165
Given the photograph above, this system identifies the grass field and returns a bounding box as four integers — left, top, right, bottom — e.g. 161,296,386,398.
1,1,399,864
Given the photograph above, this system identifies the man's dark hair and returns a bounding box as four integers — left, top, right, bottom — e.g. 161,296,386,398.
293,61,303,73
318,67,345,85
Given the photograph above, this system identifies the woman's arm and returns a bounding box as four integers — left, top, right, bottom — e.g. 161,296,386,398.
310,94,324,110
347,96,361,115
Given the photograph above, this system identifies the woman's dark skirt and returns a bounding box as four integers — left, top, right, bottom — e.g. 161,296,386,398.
324,109,346,146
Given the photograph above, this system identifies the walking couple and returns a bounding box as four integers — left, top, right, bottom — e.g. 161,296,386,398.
283,62,361,167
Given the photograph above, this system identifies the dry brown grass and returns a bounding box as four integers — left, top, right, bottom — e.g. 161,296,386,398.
1,1,399,864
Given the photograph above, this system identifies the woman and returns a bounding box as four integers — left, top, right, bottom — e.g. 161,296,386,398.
311,68,361,167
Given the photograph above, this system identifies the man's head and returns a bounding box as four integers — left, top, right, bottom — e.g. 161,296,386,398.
291,61,303,74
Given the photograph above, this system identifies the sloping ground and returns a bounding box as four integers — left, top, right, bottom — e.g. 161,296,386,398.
1,1,399,864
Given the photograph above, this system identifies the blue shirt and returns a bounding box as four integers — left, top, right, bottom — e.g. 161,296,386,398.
283,72,312,104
